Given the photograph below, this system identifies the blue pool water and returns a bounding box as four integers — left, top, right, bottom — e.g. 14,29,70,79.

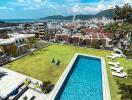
55,55,103,100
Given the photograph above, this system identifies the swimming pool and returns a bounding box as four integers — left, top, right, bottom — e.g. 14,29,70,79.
49,54,111,100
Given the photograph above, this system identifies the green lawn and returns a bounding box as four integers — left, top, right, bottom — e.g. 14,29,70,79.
7,44,132,100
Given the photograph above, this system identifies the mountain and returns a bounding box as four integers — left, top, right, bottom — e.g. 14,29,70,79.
42,15,64,20
95,9,114,19
41,9,114,20
0,20,5,23
0,20,18,27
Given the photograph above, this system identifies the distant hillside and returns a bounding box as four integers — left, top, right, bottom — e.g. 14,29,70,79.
95,9,114,19
41,9,114,20
0,21,5,23
43,15,64,20
0,20,18,27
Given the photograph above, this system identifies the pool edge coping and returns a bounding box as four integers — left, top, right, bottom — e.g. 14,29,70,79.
47,53,111,100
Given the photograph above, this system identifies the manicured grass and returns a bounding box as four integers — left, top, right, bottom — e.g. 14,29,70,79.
7,44,132,100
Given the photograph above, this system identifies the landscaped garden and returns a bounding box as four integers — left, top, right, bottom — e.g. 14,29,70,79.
7,44,132,100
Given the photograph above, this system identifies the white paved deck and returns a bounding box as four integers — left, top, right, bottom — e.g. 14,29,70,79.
0,68,47,100
0,68,26,99
18,88,46,100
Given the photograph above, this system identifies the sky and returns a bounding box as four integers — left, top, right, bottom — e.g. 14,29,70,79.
0,0,131,19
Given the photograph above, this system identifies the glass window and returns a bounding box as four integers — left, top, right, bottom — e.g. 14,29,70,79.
16,40,19,44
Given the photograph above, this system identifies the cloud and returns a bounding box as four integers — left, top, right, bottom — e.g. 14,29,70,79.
70,1,107,14
124,0,132,3
0,6,7,9
0,6,14,10
65,0,80,2
16,0,44,3
84,4,104,12
3,0,132,18
17,0,24,3
72,5,81,13
10,0,131,12
9,0,46,10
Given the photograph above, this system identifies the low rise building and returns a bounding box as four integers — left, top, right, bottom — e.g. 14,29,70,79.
54,28,110,47
0,33,35,57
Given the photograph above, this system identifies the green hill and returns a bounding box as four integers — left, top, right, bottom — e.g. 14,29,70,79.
41,9,114,20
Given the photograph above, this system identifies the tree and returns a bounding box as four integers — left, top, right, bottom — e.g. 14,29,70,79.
40,81,54,94
114,4,132,23
104,22,132,48
0,31,9,39
117,81,132,100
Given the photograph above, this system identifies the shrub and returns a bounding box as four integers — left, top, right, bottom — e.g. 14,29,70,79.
117,81,132,100
23,96,28,100
40,81,54,94
123,50,132,59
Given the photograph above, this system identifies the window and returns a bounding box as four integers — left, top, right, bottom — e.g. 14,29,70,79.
16,40,19,44
22,39,25,42
19,39,22,43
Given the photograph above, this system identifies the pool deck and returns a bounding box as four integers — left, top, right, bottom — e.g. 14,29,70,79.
48,53,111,100
0,68,27,99
0,68,47,100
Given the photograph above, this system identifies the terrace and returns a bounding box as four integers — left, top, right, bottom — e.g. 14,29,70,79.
5,44,132,100
0,68,47,100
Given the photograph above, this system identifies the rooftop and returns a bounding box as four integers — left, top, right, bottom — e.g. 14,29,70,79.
0,33,35,45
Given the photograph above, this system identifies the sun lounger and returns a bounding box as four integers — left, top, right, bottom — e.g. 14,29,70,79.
111,53,123,58
112,72,127,78
107,55,116,59
107,52,124,60
108,62,120,67
110,67,123,73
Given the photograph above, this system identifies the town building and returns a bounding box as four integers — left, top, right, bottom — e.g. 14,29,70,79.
0,33,35,57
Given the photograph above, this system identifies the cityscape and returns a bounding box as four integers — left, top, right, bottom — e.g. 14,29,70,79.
0,0,132,100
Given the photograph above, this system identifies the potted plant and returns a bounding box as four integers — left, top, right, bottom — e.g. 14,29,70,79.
23,95,28,100
40,81,54,94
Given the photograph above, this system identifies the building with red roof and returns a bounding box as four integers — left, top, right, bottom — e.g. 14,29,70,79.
54,28,110,47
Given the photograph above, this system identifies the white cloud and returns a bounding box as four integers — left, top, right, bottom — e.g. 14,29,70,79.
71,2,107,14
84,5,104,12
16,0,44,3
0,6,7,9
33,0,44,3
124,0,132,3
0,6,14,10
108,4,114,9
9,0,46,10
72,5,81,13
7,0,132,16
17,0,24,3
24,6,37,10
65,0,80,2
97,4,105,10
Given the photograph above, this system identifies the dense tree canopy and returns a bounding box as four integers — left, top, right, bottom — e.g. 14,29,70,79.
104,4,132,59
104,22,132,38
114,4,132,23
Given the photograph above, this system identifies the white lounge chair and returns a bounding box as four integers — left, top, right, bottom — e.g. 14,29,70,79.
107,52,123,60
108,61,120,66
112,72,127,78
111,53,123,58
107,55,116,60
110,67,123,73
